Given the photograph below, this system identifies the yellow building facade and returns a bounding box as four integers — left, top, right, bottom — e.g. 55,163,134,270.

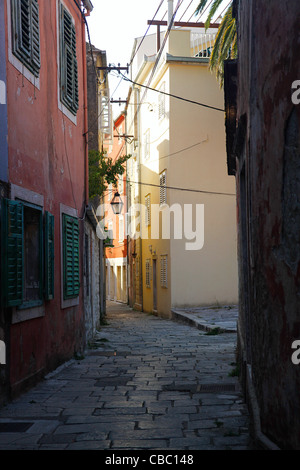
126,27,238,318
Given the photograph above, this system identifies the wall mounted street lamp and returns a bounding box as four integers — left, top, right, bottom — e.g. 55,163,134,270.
110,191,123,215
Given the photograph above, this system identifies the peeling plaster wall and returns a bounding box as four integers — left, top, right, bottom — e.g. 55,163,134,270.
4,0,87,398
236,0,300,449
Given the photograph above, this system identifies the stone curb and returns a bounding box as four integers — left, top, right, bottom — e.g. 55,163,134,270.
171,309,237,333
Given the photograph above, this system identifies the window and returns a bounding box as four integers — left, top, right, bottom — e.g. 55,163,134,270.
119,215,124,243
84,233,89,297
160,255,168,288
160,170,167,205
144,129,150,160
145,259,151,288
158,82,166,120
108,183,113,200
145,194,151,227
59,3,79,115
11,0,41,77
62,214,80,299
118,173,124,195
1,198,54,308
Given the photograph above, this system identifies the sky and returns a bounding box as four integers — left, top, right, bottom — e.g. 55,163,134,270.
85,0,209,114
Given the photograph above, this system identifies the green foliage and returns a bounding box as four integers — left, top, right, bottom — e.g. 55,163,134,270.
88,150,131,200
195,1,237,87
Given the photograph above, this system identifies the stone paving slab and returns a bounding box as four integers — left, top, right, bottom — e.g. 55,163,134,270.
171,305,238,332
0,301,253,451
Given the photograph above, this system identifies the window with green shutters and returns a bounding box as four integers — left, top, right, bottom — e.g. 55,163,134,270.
11,0,41,78
1,199,24,307
1,199,55,308
45,211,55,301
59,3,79,115
62,214,80,299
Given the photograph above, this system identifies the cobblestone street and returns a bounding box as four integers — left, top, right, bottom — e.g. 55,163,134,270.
0,302,253,450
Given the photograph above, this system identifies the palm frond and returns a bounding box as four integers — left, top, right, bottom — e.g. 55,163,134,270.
210,5,236,86
195,0,224,29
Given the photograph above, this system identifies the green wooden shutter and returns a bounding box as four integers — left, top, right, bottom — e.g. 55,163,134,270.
1,199,24,307
31,0,41,72
45,211,54,300
11,0,40,77
60,4,79,115
63,214,80,299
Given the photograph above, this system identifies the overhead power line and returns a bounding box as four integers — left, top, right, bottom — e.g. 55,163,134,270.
126,179,235,197
119,71,225,112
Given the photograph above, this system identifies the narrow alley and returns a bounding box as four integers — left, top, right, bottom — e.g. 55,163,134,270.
0,302,252,451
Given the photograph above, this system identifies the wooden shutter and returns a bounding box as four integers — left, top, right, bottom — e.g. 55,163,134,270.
45,211,54,300
63,214,80,299
31,0,41,72
11,0,40,77
145,259,150,288
1,199,24,307
160,255,167,288
145,195,151,226
60,4,79,115
160,171,166,205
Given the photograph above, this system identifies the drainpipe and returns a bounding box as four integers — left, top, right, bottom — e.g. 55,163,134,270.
81,12,89,208
168,0,174,28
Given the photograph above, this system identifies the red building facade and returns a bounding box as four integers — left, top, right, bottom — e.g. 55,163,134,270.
104,112,128,303
0,0,93,401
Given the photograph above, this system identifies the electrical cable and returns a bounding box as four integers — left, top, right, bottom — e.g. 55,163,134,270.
126,179,235,197
73,0,99,85
129,0,165,66
119,71,224,112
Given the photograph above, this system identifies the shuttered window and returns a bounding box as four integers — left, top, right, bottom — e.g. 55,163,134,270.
11,0,41,77
145,259,151,288
145,194,151,227
45,211,55,300
158,82,166,120
1,199,24,307
60,4,79,115
160,171,167,205
160,255,168,288
144,129,150,161
1,199,54,308
62,214,80,299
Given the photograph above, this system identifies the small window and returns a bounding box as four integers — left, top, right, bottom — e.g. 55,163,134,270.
145,194,151,227
145,259,151,288
158,82,166,120
119,215,124,243
59,3,79,115
144,129,150,161
23,204,43,306
11,0,41,77
118,174,124,195
62,214,80,299
1,198,54,308
160,255,168,288
160,170,167,205
108,183,113,200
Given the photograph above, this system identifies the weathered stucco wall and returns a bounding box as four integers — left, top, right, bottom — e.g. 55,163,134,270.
236,0,300,449
4,0,87,397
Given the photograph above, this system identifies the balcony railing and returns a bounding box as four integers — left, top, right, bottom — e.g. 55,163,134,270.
191,32,216,58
